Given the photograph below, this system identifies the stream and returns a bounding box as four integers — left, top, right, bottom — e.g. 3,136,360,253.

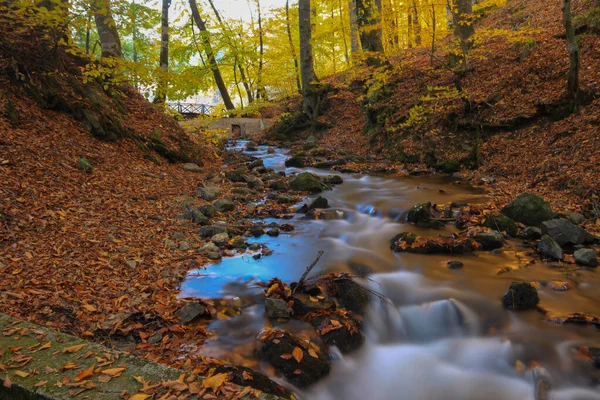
181,142,600,399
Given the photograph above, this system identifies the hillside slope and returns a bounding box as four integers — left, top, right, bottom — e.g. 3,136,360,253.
267,0,600,215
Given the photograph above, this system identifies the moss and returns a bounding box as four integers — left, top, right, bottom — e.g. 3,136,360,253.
435,159,461,173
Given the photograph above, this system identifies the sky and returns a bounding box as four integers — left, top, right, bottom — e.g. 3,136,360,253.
213,0,287,21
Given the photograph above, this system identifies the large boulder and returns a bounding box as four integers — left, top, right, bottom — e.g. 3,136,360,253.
541,218,595,247
538,235,564,260
196,185,221,201
182,163,203,173
198,225,227,238
574,248,598,267
290,172,326,193
284,154,307,168
520,226,542,241
483,214,518,237
225,168,246,182
182,205,209,225
502,282,539,310
500,193,558,227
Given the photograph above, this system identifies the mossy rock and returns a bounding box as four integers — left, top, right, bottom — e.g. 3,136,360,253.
284,154,307,168
501,193,558,227
225,168,247,182
484,214,518,237
289,172,327,193
406,202,433,224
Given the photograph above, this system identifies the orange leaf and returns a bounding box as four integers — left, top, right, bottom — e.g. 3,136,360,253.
100,367,126,377
202,373,228,392
308,348,319,359
280,353,293,360
62,344,86,353
292,347,303,363
74,364,95,382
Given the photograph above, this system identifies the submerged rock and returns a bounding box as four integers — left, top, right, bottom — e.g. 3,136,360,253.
390,232,474,255
267,227,280,237
406,202,433,224
248,159,264,169
541,218,594,247
574,248,598,267
257,329,330,388
447,260,464,269
484,214,518,237
501,193,558,227
502,282,539,310
538,235,564,260
285,154,307,168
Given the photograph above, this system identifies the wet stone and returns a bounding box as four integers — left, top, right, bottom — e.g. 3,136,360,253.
267,227,280,237
213,198,235,212
474,231,504,250
501,193,558,227
520,226,542,241
541,218,595,247
309,196,329,209
177,302,207,325
265,297,291,319
211,232,229,248
574,248,598,267
196,185,221,201
484,214,518,237
250,225,265,238
502,282,540,310
231,236,247,249
538,235,564,260
198,225,227,238
323,175,344,185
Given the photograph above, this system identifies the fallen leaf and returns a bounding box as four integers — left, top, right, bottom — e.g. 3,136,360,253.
34,380,48,387
292,347,303,363
4,375,12,388
101,367,126,377
62,344,86,353
202,373,228,392
280,353,292,360
14,370,29,378
74,363,95,381
308,348,319,359
129,394,151,400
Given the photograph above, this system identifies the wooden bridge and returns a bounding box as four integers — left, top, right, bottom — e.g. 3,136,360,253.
167,102,214,118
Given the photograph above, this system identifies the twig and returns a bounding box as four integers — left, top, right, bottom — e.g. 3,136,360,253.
293,250,324,295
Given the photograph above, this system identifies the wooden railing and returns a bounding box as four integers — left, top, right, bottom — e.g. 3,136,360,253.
167,102,214,116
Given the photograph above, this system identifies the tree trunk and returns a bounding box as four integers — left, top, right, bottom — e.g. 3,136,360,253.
93,0,122,58
356,0,384,62
189,0,235,110
349,0,361,56
256,0,267,99
450,0,475,66
299,0,319,122
154,0,170,104
562,0,580,110
412,0,421,46
339,0,350,66
430,2,436,66
286,0,302,92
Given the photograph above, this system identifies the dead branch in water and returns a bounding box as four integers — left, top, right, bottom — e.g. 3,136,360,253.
293,250,324,295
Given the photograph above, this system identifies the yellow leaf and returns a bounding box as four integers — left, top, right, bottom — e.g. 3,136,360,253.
292,347,303,363
129,394,151,400
74,364,95,381
14,370,29,378
63,344,86,353
202,373,228,392
82,304,96,312
39,342,52,350
515,360,526,374
101,367,126,377
308,348,319,359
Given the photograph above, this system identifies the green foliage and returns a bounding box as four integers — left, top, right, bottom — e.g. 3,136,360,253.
77,157,94,172
574,7,600,33
273,111,310,139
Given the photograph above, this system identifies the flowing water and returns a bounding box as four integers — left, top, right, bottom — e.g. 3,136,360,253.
181,143,600,399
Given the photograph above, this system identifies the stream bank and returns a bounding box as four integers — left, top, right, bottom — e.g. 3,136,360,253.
179,141,600,400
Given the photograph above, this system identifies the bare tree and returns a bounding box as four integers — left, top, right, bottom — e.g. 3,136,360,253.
154,0,170,104
93,0,122,58
189,0,235,110
562,0,580,110
286,0,302,92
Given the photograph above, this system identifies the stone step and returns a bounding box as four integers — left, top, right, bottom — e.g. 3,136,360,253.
0,313,282,400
